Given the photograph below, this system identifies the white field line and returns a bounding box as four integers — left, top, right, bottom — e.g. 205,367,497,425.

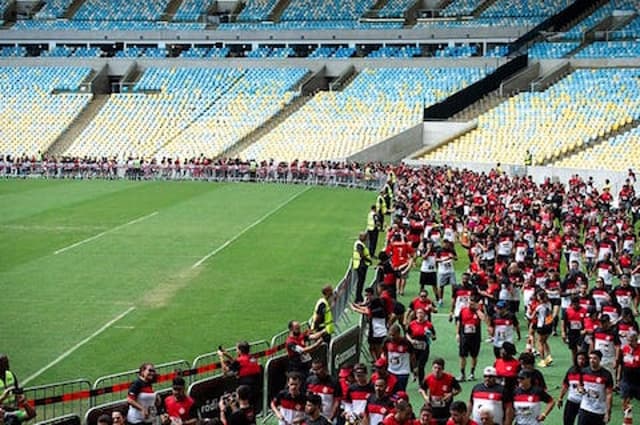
22,306,136,385
54,211,159,255
192,187,311,269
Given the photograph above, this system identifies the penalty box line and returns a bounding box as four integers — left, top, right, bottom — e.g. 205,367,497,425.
192,187,311,269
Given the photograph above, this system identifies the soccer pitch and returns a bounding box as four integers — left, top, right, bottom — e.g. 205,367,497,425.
0,180,372,386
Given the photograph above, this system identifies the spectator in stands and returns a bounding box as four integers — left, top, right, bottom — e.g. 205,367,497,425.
0,355,18,409
311,285,335,343
271,372,306,425
220,385,256,425
162,377,196,425
126,363,157,425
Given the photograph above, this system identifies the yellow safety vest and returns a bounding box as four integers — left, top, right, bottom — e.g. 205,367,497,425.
0,370,17,407
367,211,376,231
353,240,370,269
312,297,334,335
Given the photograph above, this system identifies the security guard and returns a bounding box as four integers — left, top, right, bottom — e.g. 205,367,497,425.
367,205,381,256
524,150,533,167
353,232,372,303
376,190,387,230
0,354,18,409
311,285,335,343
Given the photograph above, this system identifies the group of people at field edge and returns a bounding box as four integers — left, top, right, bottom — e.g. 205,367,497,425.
344,165,640,425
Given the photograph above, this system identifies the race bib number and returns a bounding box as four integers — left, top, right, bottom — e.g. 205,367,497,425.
464,324,476,334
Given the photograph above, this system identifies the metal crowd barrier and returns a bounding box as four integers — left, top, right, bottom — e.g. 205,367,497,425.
91,360,190,406
24,379,91,423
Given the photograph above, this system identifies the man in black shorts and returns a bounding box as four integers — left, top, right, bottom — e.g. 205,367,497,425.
456,297,484,381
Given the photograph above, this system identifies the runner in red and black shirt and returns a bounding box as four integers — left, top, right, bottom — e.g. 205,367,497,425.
364,377,394,425
420,358,461,425
557,351,587,425
512,370,554,425
469,367,512,425
577,351,613,425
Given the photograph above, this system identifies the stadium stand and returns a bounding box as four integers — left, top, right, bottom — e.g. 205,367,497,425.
62,67,310,159
236,0,280,22
554,124,640,171
33,0,75,19
527,41,579,59
157,67,308,159
240,67,490,161
367,46,422,58
440,0,486,16
419,68,640,166
611,15,640,39
73,0,170,21
574,41,640,58
0,66,92,155
563,0,637,40
172,0,213,22
64,68,246,158
376,0,417,18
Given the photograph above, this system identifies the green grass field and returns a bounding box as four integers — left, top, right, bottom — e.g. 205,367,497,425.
0,179,630,423
0,180,372,386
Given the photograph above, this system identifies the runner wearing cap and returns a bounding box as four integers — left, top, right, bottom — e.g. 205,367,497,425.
469,367,512,425
512,370,554,425
488,301,521,359
371,358,397,397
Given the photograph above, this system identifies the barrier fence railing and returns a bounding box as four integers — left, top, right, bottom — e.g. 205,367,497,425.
91,360,192,407
24,379,92,423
